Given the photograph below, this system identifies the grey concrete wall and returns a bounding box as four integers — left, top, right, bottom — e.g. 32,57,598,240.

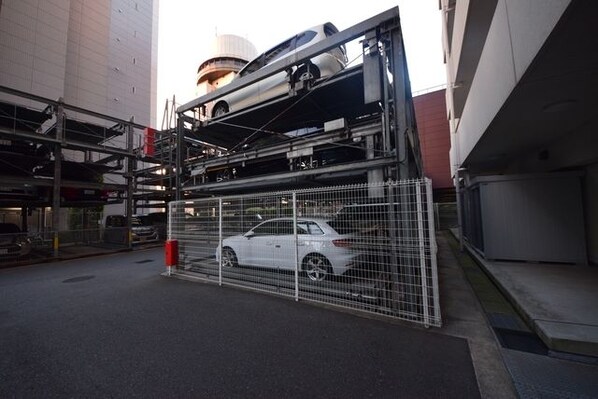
150,0,159,128
478,174,587,264
0,0,157,127
451,0,570,167
0,0,70,105
585,163,598,265
506,116,598,174
64,0,111,113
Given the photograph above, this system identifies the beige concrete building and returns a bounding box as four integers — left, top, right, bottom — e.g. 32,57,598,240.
0,0,158,127
441,0,597,264
196,34,257,116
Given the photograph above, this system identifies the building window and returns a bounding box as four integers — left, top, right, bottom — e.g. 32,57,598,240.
133,57,136,64
132,87,136,94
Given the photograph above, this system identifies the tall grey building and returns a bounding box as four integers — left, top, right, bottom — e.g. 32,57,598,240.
0,0,158,127
441,0,596,264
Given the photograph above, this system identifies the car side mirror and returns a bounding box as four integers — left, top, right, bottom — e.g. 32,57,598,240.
244,231,255,239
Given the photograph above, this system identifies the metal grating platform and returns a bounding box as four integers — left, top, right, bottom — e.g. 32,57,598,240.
502,349,598,399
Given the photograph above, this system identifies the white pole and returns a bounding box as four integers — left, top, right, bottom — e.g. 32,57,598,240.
219,198,223,286
426,178,441,326
416,180,430,327
293,192,299,301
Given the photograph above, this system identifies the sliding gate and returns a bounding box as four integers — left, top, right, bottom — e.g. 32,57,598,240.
168,179,440,327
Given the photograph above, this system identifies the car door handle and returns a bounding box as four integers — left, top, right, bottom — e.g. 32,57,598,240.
275,245,281,248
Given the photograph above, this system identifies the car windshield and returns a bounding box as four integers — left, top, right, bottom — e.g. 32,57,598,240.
0,223,20,234
132,216,151,227
327,218,356,235
297,221,325,235
250,219,330,235
238,25,334,78
328,205,392,234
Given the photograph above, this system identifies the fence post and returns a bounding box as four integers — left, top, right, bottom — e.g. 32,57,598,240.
426,178,441,325
415,180,430,327
166,202,173,276
126,117,134,250
292,192,299,301
219,198,223,286
167,202,172,240
385,182,402,311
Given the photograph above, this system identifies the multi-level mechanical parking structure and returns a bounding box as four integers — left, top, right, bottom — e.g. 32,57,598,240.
171,7,423,199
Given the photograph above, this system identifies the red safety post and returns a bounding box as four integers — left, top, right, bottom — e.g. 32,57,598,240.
165,239,178,275
144,127,156,157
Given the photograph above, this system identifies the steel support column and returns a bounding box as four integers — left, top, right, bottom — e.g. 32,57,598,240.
20,207,27,233
390,28,409,180
126,117,135,248
52,100,64,257
175,116,184,201
381,36,392,180
389,26,423,320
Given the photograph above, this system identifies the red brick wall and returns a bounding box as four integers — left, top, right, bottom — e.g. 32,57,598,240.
413,89,453,190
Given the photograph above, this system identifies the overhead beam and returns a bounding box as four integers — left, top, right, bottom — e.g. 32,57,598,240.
0,127,139,158
183,157,395,192
0,174,127,191
0,85,147,129
187,120,382,171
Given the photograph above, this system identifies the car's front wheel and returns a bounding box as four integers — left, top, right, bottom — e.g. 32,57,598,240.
221,247,238,268
212,101,229,118
302,254,331,281
294,64,320,83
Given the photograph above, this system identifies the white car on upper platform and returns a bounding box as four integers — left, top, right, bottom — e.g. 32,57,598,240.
210,23,348,118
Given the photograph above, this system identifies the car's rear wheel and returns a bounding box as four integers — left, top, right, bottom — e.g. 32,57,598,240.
221,247,238,268
212,101,229,117
302,254,331,281
294,64,320,83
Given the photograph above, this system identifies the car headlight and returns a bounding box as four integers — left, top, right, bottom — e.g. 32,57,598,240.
16,236,31,247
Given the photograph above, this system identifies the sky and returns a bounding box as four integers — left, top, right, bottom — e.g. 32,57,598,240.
156,1,446,122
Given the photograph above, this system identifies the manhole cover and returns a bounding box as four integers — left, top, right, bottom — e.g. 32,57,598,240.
62,275,95,283
135,259,154,264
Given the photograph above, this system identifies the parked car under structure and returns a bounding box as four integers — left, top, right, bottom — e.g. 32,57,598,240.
216,217,360,281
0,223,32,258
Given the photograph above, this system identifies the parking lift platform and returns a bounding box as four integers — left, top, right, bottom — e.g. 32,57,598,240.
182,116,395,195
172,6,424,198
191,65,380,150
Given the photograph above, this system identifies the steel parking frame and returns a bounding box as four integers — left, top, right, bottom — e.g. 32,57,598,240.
174,6,423,200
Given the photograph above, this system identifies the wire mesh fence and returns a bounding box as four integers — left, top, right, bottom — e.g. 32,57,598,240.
0,226,161,267
434,202,458,231
169,179,441,327
0,208,169,267
0,227,117,267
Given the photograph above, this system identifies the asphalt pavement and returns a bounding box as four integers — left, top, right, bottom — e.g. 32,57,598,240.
0,247,480,398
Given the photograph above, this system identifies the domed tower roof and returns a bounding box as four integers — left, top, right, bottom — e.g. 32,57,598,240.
197,35,258,85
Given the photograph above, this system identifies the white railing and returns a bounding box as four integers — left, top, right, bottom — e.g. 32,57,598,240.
168,179,441,327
